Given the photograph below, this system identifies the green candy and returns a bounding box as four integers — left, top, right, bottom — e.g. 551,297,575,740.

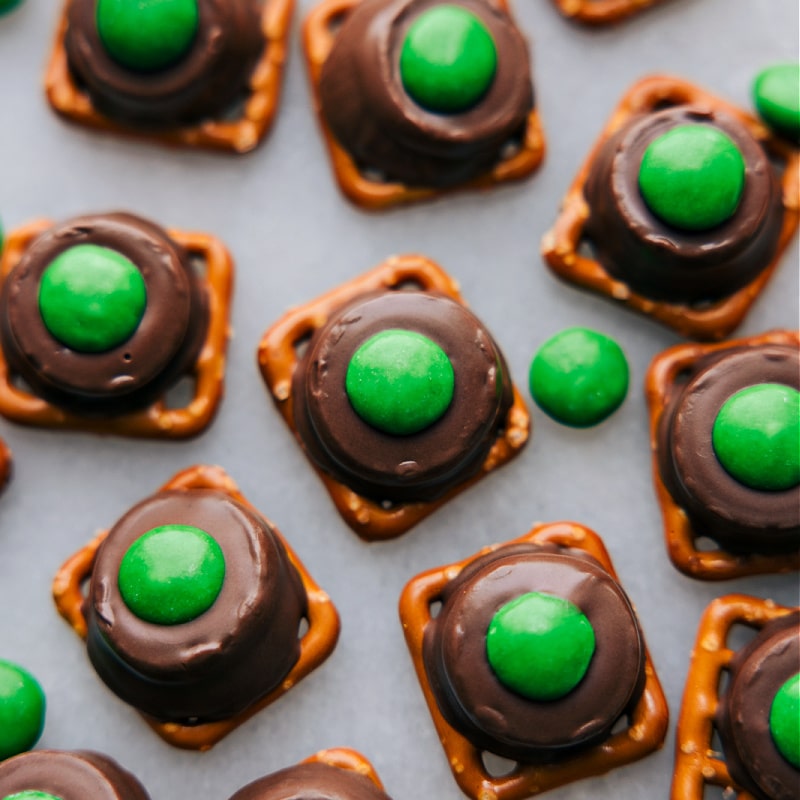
0,0,23,15
399,5,497,114
753,63,800,141
712,384,800,492
118,525,226,626
0,660,46,761
96,0,199,72
345,329,455,435
528,327,629,427
770,673,800,768
38,244,147,353
486,592,596,701
638,124,746,231
4,794,63,800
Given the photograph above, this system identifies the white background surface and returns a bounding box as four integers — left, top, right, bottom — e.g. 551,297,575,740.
0,1,798,798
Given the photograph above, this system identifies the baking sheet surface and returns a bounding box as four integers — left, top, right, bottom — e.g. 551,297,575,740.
0,1,798,797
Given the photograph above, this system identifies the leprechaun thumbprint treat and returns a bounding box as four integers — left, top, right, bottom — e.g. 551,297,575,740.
258,255,530,540
303,0,544,209
227,748,394,800
673,595,799,800
542,75,799,340
45,0,294,152
0,212,232,438
399,521,668,800
0,750,151,799
52,465,340,750
0,660,45,762
646,329,800,580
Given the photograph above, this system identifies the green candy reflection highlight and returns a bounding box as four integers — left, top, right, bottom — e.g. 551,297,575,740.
638,124,746,231
753,64,800,141
529,327,629,427
399,5,497,114
38,244,147,353
345,329,455,435
712,384,800,491
0,660,46,761
96,0,199,72
486,592,596,701
118,525,226,625
770,672,800,768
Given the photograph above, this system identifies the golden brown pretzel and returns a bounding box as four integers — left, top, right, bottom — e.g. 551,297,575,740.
551,0,667,25
541,75,800,341
52,464,341,751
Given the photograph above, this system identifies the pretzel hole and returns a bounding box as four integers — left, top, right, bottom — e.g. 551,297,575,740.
292,330,314,360
188,253,208,279
499,137,522,162
703,780,735,799
726,622,760,652
428,600,442,619
163,374,197,410
609,713,632,736
360,165,389,184
325,9,349,35
389,279,427,292
693,536,722,553
10,370,34,395
716,667,731,700
709,725,727,760
481,751,518,778
298,616,310,639
577,237,597,260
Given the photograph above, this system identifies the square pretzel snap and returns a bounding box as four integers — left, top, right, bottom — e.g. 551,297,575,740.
542,74,800,341
45,0,294,153
52,464,340,750
257,254,530,541
399,521,669,800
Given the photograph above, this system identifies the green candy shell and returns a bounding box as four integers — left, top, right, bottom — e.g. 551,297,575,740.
4,793,63,800
0,660,46,761
753,63,800,141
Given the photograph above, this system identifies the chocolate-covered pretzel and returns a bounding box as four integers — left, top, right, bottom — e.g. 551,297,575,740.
0,750,151,800
0,213,208,417
64,0,263,126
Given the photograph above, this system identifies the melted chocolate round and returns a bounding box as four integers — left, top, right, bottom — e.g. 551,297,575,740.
657,344,800,552
584,105,783,303
422,543,646,761
0,213,208,416
292,290,514,503
318,0,534,187
65,0,263,126
227,762,393,800
85,489,307,723
716,612,800,800
0,750,150,800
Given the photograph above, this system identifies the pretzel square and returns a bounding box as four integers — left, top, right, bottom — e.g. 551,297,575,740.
52,464,341,751
302,747,387,789
672,594,797,800
301,0,545,210
541,74,800,341
257,254,530,541
645,329,800,580
550,0,667,25
44,0,294,153
399,521,669,800
0,218,233,439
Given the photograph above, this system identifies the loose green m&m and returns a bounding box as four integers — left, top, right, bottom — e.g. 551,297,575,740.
38,244,147,353
528,327,629,427
118,525,226,626
770,672,800,768
638,124,746,231
399,5,497,114
712,384,800,492
96,0,199,72
345,329,455,435
3,794,63,800
0,660,46,761
753,63,800,141
486,592,596,701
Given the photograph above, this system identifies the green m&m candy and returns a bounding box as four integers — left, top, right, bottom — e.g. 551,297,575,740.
638,124,746,231
712,383,800,492
345,329,455,435
753,63,800,141
399,5,497,114
3,794,63,800
38,244,147,353
0,660,46,761
529,327,629,427
118,525,226,626
96,0,199,72
770,672,800,768
0,0,23,15
486,592,596,701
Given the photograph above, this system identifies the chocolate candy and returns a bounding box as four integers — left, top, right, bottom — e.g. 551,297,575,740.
651,333,800,565
583,104,783,304
716,612,800,800
63,0,263,126
0,750,150,800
